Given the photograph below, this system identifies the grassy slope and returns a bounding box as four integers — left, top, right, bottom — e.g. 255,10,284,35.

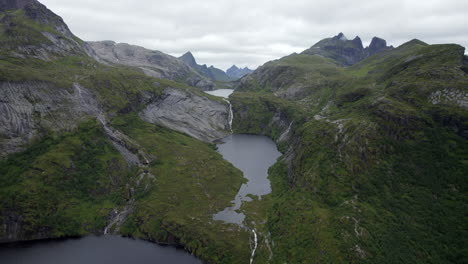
232,41,468,263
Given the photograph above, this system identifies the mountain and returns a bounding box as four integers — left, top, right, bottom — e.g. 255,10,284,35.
232,35,468,263
1,1,467,263
0,2,251,263
0,0,99,60
179,51,233,82
226,65,253,79
87,41,215,91
302,32,393,66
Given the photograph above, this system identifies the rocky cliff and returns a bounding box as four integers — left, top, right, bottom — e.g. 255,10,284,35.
140,87,230,142
0,82,99,157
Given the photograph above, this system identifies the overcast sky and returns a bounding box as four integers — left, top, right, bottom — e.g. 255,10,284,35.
40,0,467,71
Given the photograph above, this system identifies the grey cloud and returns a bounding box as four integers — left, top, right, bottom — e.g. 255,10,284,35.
41,0,468,71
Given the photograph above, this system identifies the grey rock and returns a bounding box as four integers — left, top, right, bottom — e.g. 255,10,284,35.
365,37,393,57
179,51,233,82
302,33,393,66
140,87,230,142
226,65,253,80
88,42,215,90
0,82,100,157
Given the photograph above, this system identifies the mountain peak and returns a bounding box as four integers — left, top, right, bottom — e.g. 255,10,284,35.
226,65,253,79
0,0,36,11
334,32,348,41
365,36,393,56
179,51,197,67
228,65,240,71
303,33,393,66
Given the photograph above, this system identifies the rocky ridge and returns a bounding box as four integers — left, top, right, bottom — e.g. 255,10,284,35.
302,32,393,66
180,51,233,82
88,42,215,91
226,65,253,80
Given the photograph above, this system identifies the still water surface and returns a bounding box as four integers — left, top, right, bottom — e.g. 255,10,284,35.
213,134,282,225
0,235,201,264
204,89,234,98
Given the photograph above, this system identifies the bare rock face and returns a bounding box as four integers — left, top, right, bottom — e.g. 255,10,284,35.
88,41,215,91
0,81,100,157
139,87,230,142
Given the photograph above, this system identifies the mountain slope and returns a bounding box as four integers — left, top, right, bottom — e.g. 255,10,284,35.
0,2,251,263
88,41,215,91
180,51,233,82
231,38,468,263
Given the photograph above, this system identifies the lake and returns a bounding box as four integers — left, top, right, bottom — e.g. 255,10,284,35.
213,134,282,225
0,235,201,264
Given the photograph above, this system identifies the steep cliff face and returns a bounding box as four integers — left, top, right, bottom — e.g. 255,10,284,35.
88,42,215,91
0,82,99,157
140,87,230,142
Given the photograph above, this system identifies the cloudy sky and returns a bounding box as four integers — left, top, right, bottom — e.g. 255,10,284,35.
40,0,467,70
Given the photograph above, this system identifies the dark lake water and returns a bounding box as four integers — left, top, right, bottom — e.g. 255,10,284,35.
0,235,201,264
213,134,282,225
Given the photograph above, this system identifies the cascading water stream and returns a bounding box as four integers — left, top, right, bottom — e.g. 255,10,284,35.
250,229,258,264
223,98,234,133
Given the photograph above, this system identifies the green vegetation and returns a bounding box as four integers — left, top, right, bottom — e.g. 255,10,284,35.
1,4,467,263
111,113,250,263
0,120,131,238
232,40,468,263
0,8,251,263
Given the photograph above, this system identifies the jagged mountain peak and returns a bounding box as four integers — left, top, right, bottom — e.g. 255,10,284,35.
226,65,253,79
303,33,393,66
179,51,197,67
334,32,348,41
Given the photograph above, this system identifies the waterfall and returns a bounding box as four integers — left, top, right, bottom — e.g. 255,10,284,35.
224,99,234,133
250,229,258,264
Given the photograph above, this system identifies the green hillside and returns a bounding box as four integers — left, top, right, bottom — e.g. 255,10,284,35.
231,40,468,263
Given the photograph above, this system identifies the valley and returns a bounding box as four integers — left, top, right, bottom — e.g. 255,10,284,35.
0,0,467,264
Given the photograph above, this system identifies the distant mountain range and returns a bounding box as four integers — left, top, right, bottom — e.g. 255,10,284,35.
227,65,253,79
180,52,252,82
